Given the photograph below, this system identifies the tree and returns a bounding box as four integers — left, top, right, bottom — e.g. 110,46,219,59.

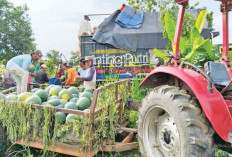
70,51,80,67
0,0,36,64
45,50,60,77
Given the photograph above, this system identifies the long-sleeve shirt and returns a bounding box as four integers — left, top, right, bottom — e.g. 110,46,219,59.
78,20,93,36
6,54,32,72
66,68,77,85
35,70,49,84
82,66,96,81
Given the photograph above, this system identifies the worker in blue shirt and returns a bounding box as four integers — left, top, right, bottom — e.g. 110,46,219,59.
6,50,42,94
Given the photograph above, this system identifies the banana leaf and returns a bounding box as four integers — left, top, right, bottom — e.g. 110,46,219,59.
153,48,169,61
195,10,207,33
165,13,186,52
183,39,213,63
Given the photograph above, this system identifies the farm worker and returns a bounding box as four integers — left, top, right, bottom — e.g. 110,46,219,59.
32,59,44,83
63,61,77,85
78,57,87,77
75,56,96,89
6,50,42,94
78,15,93,37
78,15,97,52
3,70,15,89
35,64,49,85
75,57,87,86
56,63,67,78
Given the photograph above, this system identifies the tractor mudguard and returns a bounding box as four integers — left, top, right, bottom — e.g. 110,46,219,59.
140,66,232,143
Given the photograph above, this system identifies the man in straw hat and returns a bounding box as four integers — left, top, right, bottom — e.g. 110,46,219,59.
6,50,42,94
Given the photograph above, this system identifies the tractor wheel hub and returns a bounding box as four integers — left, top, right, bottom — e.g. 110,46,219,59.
158,113,180,154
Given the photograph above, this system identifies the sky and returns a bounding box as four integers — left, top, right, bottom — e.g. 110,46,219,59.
8,0,232,59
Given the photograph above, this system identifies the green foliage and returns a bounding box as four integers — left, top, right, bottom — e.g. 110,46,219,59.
155,10,220,67
214,150,229,157
0,0,36,64
70,51,79,67
127,0,177,12
195,10,207,33
45,50,60,77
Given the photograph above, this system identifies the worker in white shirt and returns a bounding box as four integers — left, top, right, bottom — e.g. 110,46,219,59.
78,15,97,52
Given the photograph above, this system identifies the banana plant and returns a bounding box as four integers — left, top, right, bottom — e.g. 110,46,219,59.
154,10,220,67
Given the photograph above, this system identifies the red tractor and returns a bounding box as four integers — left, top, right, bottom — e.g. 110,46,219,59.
138,0,232,156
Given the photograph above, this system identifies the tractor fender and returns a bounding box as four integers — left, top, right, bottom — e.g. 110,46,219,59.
140,66,232,143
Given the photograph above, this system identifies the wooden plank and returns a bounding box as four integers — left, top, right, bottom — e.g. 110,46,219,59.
94,108,102,115
102,142,139,152
16,138,97,157
1,86,16,94
31,104,87,115
115,98,122,104
116,126,138,133
122,132,134,144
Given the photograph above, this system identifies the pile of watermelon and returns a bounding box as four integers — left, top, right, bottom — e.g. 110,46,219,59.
1,85,93,124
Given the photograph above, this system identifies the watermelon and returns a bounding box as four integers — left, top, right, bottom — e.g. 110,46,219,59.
18,92,33,102
55,112,66,124
48,95,59,100
72,94,79,98
64,102,79,110
84,88,93,94
34,89,48,102
31,88,39,93
68,87,79,95
47,99,61,106
58,104,64,108
80,92,93,101
60,99,68,105
45,85,55,93
6,94,17,101
59,89,72,101
69,97,78,103
25,95,42,105
60,75,65,82
60,99,68,106
0,94,5,99
28,64,35,72
74,78,82,84
66,114,83,122
76,97,91,110
49,86,62,96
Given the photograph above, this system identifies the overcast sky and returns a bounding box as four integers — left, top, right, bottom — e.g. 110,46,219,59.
8,0,232,59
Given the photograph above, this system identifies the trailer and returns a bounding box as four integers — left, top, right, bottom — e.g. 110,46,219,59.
0,79,139,157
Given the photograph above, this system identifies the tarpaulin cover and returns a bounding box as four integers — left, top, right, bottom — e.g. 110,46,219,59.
93,9,209,52
115,5,144,29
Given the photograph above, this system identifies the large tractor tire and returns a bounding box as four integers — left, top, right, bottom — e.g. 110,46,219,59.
138,85,215,157
0,125,7,156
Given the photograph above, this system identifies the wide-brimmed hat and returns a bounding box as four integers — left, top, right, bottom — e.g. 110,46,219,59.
34,50,42,59
41,64,47,69
85,56,94,61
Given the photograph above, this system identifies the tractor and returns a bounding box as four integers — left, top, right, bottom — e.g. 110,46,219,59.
138,0,232,156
